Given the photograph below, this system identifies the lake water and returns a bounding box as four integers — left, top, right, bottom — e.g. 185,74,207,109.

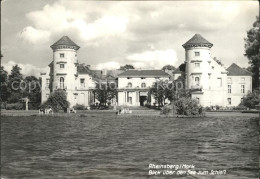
1,114,259,179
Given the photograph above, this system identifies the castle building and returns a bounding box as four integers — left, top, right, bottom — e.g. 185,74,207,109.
41,35,252,108
182,34,252,107
117,70,169,106
41,36,96,107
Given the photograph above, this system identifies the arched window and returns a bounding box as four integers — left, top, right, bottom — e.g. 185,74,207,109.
195,77,200,86
141,83,146,88
127,82,132,88
60,77,64,89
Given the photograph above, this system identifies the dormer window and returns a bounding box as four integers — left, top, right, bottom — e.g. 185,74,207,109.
195,52,200,56
60,53,64,58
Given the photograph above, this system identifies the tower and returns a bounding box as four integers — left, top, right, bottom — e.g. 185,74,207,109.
182,34,213,91
50,36,80,103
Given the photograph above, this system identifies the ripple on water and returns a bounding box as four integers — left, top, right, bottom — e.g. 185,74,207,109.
1,115,259,179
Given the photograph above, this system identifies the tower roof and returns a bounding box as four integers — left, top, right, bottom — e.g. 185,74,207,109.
227,63,252,76
182,34,213,48
50,36,80,50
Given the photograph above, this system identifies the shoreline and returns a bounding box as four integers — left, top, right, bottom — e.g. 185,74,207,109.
1,109,258,117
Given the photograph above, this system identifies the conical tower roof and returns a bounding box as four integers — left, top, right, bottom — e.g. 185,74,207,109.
50,36,80,50
182,34,213,48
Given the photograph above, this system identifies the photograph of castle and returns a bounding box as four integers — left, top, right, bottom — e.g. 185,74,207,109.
1,1,259,179
41,34,252,107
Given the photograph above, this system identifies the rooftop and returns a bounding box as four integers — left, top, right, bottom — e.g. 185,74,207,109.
182,34,213,48
172,68,182,74
118,69,170,77
226,63,252,76
50,36,80,50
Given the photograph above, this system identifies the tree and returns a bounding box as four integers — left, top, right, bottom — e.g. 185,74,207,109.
0,66,9,102
7,65,23,103
93,82,117,106
23,76,41,109
179,63,186,72
162,65,176,71
119,64,134,71
244,16,260,89
149,80,175,106
41,89,70,112
243,90,259,109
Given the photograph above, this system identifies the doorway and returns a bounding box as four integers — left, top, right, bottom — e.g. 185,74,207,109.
140,96,147,106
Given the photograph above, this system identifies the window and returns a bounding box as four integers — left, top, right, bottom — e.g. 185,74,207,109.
241,85,245,93
195,77,200,86
241,98,244,103
127,82,132,88
196,98,200,104
46,79,50,86
217,78,222,87
241,77,245,81
60,77,64,89
228,85,231,93
46,94,49,99
60,53,64,58
141,83,146,88
128,97,132,104
80,78,85,87
195,52,200,56
212,66,214,70
60,64,65,68
227,77,232,83
195,63,200,68
227,98,231,105
141,77,146,79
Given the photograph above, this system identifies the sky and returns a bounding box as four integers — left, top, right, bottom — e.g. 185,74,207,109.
1,0,259,77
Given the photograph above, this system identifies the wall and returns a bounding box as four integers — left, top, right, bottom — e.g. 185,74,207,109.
226,75,252,106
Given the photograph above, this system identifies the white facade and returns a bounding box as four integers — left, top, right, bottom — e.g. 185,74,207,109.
41,36,96,107
226,76,252,106
41,35,252,108
117,74,169,106
183,34,252,107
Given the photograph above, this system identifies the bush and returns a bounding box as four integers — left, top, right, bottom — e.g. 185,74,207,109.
6,103,24,110
243,90,259,109
41,90,70,112
173,97,202,116
161,104,174,115
0,102,7,109
28,102,40,110
90,104,97,110
204,106,212,111
73,104,86,110
232,105,247,111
